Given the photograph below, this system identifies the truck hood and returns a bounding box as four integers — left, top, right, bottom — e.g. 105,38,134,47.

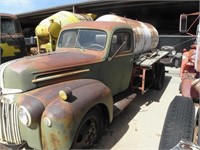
0,51,102,93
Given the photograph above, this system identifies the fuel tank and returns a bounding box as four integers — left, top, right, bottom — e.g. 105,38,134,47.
96,14,159,55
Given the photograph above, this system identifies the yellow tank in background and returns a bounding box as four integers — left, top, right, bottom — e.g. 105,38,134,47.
32,11,95,54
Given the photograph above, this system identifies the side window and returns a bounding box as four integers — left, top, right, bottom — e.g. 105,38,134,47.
59,30,78,48
1,18,15,34
110,32,131,56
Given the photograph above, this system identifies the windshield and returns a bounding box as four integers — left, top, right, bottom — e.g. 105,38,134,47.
58,29,107,51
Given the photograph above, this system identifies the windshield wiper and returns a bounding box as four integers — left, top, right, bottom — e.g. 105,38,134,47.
75,29,85,51
76,42,85,51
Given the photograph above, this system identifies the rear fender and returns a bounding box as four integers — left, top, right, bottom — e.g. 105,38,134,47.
40,79,113,150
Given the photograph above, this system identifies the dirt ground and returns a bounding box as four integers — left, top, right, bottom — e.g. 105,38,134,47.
95,67,181,149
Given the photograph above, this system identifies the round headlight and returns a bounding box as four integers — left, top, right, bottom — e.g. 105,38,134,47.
18,106,31,126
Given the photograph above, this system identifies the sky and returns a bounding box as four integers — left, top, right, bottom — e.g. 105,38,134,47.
0,0,88,14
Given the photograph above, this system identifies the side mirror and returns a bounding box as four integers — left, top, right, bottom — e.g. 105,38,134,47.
179,14,188,33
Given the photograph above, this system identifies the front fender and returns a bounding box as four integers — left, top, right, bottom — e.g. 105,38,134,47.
41,79,113,150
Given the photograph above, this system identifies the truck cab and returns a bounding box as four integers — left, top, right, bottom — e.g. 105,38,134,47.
0,13,27,64
56,21,134,95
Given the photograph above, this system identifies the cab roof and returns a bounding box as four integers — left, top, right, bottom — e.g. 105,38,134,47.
0,13,18,19
61,21,131,32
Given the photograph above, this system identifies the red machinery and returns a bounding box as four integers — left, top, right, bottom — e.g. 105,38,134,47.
180,12,200,99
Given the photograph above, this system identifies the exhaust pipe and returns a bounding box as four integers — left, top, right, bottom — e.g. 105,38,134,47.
113,93,137,117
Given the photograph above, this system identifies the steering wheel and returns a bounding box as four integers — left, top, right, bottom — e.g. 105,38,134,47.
89,44,104,49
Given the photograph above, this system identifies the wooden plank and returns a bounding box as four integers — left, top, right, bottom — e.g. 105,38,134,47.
136,50,169,67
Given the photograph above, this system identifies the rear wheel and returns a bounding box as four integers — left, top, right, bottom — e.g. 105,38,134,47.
154,63,165,90
159,96,195,149
71,107,104,149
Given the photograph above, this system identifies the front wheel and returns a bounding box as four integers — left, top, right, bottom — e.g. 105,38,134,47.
71,107,104,149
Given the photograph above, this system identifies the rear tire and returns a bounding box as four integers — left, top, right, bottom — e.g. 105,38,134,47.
154,63,165,90
159,96,195,149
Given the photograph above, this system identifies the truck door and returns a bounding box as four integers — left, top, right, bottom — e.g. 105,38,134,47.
105,30,134,95
0,16,26,63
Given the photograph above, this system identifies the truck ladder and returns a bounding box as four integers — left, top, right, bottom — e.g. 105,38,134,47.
131,66,152,94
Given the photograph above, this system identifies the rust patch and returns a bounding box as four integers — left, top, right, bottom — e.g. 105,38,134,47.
50,133,61,150
62,21,127,32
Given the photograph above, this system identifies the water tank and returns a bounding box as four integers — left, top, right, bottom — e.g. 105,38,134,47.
35,11,94,52
36,11,94,39
96,14,159,55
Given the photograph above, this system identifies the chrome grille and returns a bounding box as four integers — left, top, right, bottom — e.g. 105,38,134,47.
0,98,22,145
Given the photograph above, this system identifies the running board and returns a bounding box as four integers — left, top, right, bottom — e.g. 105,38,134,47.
113,93,137,117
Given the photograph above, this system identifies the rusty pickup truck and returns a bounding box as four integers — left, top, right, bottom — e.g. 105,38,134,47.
0,14,168,149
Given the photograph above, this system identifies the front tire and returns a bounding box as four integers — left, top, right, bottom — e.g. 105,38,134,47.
159,96,195,149
71,107,104,149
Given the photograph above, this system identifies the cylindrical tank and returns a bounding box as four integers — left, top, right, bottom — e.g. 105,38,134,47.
96,14,159,55
33,11,95,54
36,11,93,38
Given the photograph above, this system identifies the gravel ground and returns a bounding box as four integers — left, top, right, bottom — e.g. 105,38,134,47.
95,67,181,149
